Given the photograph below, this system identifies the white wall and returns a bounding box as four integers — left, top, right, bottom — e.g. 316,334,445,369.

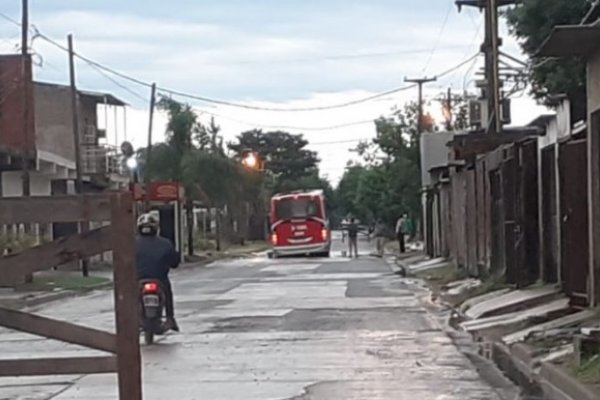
420,131,454,187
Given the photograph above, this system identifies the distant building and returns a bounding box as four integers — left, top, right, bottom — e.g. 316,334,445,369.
0,54,128,199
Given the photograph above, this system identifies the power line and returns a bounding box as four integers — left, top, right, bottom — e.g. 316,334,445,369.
87,62,148,103
422,1,454,73
29,22,479,112
3,13,478,118
229,44,473,65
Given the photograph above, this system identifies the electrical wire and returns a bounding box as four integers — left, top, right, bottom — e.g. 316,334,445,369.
28,22,479,112
422,1,454,73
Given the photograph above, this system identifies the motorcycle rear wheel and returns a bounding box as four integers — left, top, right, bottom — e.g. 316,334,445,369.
144,331,154,345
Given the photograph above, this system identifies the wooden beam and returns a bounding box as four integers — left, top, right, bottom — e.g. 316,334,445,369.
0,194,112,225
0,226,112,285
0,356,117,376
110,193,142,400
0,307,116,353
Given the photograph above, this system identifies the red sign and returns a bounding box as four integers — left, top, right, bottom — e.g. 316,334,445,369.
131,182,183,202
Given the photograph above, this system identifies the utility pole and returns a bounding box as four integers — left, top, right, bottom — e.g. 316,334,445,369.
20,0,30,198
144,83,156,211
445,87,453,131
21,0,33,284
404,76,437,134
68,34,89,277
456,0,516,134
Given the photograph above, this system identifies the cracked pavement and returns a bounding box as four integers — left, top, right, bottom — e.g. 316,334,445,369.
0,236,514,399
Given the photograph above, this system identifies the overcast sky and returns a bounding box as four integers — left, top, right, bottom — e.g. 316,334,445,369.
0,0,549,183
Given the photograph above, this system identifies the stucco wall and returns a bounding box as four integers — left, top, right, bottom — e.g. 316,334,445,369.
33,83,99,165
1,171,51,197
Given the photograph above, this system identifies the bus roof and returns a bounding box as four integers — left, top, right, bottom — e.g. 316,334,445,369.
271,189,324,200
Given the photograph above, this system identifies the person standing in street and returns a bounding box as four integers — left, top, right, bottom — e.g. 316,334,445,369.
345,218,360,258
373,219,386,257
395,213,410,253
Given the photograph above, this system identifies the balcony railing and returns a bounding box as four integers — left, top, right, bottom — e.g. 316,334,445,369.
81,146,126,176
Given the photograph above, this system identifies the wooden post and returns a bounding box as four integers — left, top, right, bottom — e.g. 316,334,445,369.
144,83,156,211
110,193,142,400
589,111,600,306
68,34,90,277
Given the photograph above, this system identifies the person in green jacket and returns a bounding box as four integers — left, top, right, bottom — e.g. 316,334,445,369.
395,213,412,253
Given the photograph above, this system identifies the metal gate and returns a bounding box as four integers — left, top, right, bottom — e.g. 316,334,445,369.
559,138,589,307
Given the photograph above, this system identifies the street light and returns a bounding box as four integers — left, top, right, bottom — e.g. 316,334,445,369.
242,152,258,169
126,156,138,170
241,149,263,171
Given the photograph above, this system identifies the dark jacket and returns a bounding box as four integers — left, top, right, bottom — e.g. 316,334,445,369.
135,235,180,281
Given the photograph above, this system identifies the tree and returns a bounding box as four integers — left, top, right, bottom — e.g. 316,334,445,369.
334,101,423,233
228,130,320,193
505,0,596,120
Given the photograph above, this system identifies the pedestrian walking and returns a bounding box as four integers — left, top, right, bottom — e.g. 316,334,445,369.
344,218,360,258
395,213,410,253
373,220,386,257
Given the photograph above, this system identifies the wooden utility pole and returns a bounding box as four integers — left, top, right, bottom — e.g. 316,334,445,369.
405,76,437,134
68,34,89,277
20,0,30,199
144,83,156,210
446,87,453,131
456,0,516,134
21,0,33,284
68,35,83,196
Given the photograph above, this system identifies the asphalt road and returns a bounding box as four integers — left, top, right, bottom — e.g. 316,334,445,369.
0,235,515,400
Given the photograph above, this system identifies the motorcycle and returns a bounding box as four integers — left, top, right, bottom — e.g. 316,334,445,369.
139,279,166,345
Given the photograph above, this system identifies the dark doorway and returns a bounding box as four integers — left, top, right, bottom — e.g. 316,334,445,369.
541,145,558,283
489,169,505,274
519,140,540,286
502,155,519,284
559,138,589,307
157,205,176,246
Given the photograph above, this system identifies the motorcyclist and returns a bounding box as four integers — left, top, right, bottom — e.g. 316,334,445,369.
135,213,181,332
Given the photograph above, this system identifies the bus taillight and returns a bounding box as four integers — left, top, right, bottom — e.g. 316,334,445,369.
271,233,278,245
321,229,328,241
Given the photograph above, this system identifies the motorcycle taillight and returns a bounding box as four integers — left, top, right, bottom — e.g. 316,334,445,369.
143,282,159,294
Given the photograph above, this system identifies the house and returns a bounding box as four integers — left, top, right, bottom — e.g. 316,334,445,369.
538,21,600,306
0,54,128,241
0,54,128,198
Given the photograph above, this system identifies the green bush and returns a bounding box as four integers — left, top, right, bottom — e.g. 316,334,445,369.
0,233,39,255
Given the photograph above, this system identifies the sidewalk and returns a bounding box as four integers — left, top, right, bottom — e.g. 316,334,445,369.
401,256,600,400
1,242,270,310
0,269,112,310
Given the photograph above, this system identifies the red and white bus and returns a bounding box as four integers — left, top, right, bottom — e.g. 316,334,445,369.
270,190,331,257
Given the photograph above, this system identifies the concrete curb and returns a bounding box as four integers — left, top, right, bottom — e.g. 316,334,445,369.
411,264,599,400
540,362,600,400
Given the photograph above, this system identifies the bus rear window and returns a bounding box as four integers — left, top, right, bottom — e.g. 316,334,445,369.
275,198,319,220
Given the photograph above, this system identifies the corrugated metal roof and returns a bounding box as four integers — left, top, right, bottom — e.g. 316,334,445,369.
538,25,600,58
34,81,127,106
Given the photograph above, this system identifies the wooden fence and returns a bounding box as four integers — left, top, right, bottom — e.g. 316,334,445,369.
0,192,142,399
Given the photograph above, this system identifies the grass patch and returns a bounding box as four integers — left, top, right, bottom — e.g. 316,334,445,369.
16,275,110,293
224,241,269,255
574,355,600,385
414,263,459,285
414,264,510,308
